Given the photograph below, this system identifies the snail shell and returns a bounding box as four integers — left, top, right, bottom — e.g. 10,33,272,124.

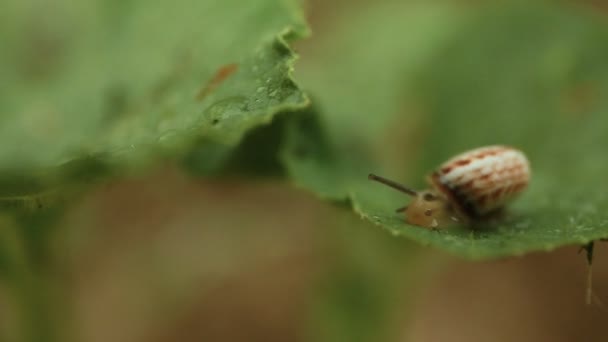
429,145,530,220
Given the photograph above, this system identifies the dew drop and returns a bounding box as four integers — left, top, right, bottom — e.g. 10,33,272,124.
203,96,247,121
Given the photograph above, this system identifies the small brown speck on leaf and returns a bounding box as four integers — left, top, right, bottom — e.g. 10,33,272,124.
196,63,239,101
562,83,597,118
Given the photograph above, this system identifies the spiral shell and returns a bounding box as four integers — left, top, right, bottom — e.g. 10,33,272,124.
428,145,530,219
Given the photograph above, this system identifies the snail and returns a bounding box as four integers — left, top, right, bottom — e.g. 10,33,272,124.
369,145,530,228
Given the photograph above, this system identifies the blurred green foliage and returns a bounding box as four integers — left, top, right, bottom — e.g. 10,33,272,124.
2,0,608,341
0,0,308,195
1,1,310,340
1,0,607,259
294,1,608,259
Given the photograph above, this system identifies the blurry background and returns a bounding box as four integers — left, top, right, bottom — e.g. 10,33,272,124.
1,0,608,341
55,168,607,342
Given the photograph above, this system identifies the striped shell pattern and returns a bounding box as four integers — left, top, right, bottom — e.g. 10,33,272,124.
429,146,530,218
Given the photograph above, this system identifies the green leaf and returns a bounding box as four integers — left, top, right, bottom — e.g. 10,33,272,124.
291,2,608,259
0,0,309,196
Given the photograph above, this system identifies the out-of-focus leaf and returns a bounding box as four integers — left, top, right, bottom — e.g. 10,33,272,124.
0,0,309,196
291,2,608,259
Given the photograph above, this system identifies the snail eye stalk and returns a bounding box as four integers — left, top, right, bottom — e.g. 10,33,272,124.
368,174,418,197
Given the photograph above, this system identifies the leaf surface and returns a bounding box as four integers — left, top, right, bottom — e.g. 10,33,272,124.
291,2,608,259
0,0,309,195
